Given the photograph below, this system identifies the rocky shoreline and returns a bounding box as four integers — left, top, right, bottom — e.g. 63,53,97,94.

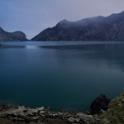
0,93,124,124
0,105,98,124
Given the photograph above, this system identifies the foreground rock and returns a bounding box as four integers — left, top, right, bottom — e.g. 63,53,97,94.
90,95,110,114
0,92,124,124
100,92,124,124
0,105,98,124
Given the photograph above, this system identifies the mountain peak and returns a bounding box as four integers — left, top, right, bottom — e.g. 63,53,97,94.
32,10,124,41
59,19,69,24
57,19,71,27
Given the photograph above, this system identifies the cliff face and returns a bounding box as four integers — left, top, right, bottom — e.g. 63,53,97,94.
32,11,124,41
0,27,27,41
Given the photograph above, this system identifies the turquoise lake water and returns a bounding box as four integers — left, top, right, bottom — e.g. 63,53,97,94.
0,41,124,111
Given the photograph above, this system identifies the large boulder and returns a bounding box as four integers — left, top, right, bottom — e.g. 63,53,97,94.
90,95,110,114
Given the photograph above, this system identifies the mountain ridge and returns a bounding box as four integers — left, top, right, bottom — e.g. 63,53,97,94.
0,27,27,41
32,11,124,41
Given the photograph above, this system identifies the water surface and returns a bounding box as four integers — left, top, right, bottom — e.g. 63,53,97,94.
0,41,124,111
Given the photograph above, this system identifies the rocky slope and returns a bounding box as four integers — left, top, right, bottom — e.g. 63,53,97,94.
100,92,124,124
0,27,27,41
32,11,124,41
0,92,124,124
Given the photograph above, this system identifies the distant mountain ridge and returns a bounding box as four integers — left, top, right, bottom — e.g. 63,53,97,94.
32,11,124,41
0,27,27,41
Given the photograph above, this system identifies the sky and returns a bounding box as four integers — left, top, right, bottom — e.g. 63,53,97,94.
0,0,124,39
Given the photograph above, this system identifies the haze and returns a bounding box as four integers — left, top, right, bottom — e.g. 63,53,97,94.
1,0,124,38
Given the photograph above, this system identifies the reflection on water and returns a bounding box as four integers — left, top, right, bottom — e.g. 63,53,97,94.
0,41,124,111
26,45,39,49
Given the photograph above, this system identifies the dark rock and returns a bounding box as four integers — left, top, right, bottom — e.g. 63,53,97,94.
0,105,97,124
90,95,110,114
